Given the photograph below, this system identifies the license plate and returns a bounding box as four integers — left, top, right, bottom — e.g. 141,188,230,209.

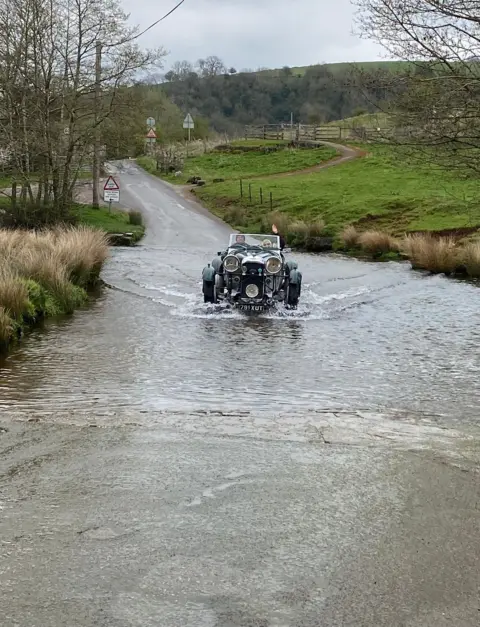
237,304,265,311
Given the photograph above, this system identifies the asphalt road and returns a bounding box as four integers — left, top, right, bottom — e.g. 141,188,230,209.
1,162,480,626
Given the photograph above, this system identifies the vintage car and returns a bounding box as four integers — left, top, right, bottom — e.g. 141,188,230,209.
202,233,302,311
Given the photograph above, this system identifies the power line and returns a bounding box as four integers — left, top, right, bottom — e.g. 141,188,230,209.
134,0,186,41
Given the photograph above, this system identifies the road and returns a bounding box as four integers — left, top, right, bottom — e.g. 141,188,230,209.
1,161,480,626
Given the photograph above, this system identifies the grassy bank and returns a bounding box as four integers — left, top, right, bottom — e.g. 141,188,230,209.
193,143,480,246
0,227,110,352
339,227,480,279
74,204,145,242
137,143,338,185
0,198,145,243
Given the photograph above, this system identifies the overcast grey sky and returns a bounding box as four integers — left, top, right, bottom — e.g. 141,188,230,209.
123,0,386,70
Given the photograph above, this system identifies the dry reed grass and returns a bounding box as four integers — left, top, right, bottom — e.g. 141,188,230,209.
0,226,109,344
358,230,399,255
401,234,458,273
458,240,480,278
340,225,360,248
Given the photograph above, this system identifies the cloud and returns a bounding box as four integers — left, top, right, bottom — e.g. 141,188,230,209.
123,0,386,70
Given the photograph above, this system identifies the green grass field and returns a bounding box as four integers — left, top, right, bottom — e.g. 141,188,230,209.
138,144,338,185
0,170,92,189
194,144,480,237
74,204,145,241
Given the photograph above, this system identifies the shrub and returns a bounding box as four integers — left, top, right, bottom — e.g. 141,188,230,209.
340,225,360,249
459,241,480,278
306,218,325,238
358,230,399,255
0,270,29,318
261,211,290,235
128,210,143,226
0,307,13,343
224,205,247,227
401,234,458,273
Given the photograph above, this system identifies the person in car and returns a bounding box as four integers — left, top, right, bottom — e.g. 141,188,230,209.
235,234,246,244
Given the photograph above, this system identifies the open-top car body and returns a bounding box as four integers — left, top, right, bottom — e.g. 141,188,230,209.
202,233,302,312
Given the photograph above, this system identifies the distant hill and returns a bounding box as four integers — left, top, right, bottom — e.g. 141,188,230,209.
253,60,410,78
161,61,406,135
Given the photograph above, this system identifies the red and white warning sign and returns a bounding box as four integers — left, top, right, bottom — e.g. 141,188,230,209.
146,128,157,139
103,175,120,203
103,175,119,191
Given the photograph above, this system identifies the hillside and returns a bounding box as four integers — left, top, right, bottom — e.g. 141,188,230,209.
160,61,406,135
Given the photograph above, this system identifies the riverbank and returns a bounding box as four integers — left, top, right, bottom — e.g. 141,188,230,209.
0,227,110,353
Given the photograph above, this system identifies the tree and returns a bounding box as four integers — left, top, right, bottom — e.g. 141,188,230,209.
353,0,480,175
197,55,226,77
0,0,165,225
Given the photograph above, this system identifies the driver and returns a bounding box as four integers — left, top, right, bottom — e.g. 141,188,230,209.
235,234,246,244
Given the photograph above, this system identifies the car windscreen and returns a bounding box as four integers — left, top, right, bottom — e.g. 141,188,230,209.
229,234,280,249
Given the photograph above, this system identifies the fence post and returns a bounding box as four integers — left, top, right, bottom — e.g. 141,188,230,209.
263,126,266,140
240,179,243,198
270,192,273,211
249,183,252,202
260,188,263,205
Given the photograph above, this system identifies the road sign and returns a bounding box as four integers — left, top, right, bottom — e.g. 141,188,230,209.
146,128,157,139
104,175,119,191
183,113,194,129
146,117,155,128
104,189,120,202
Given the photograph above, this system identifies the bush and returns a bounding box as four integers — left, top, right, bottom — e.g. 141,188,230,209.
459,241,480,278
340,225,360,249
0,307,13,343
358,230,399,255
128,210,143,227
0,226,108,348
224,205,247,227
401,234,458,274
0,270,30,318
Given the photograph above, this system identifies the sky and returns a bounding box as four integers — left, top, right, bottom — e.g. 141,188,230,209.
122,0,387,71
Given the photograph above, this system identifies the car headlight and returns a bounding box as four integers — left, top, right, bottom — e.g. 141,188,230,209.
223,255,240,272
265,257,282,274
245,284,259,298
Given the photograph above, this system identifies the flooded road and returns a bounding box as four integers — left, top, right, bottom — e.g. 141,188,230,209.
1,161,480,425
1,161,480,626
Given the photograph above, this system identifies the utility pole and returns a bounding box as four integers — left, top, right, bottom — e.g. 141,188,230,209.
92,40,102,208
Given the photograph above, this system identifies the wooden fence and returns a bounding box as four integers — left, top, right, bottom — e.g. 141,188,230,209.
244,124,390,142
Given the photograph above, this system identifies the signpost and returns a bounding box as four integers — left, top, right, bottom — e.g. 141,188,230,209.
146,117,155,128
183,113,194,142
103,175,120,212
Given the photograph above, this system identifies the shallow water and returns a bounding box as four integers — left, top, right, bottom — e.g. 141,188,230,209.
1,162,479,434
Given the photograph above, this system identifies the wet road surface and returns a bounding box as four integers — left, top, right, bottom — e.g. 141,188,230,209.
1,161,480,625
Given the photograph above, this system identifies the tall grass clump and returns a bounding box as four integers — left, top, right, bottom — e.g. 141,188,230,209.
224,205,247,227
0,307,13,343
401,234,458,274
0,226,109,349
340,225,360,249
459,241,480,278
128,210,143,227
358,230,399,256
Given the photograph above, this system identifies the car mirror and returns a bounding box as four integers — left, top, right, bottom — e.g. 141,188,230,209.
217,251,222,256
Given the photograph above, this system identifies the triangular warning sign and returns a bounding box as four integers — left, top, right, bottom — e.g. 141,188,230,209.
103,176,119,191
146,128,157,138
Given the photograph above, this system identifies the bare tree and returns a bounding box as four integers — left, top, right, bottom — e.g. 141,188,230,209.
0,0,165,225
196,55,226,77
353,0,480,175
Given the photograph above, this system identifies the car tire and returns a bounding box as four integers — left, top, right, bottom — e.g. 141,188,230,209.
286,283,299,308
203,280,217,303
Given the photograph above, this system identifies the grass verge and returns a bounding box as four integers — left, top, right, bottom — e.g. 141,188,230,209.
138,144,338,185
0,226,109,352
74,204,145,243
193,143,480,243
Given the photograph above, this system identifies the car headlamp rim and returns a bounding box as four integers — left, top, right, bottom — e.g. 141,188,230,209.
223,254,240,272
245,283,260,298
265,256,282,274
